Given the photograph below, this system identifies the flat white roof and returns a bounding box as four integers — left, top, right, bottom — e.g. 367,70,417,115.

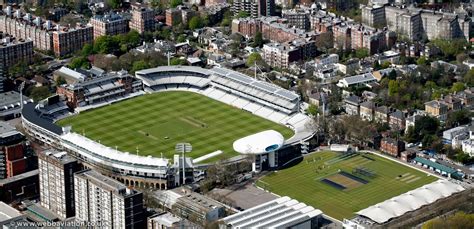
222,196,322,228
233,130,284,154
356,179,464,224
56,66,86,82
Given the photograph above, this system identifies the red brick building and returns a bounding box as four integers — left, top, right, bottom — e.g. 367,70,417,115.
5,143,27,177
381,138,405,157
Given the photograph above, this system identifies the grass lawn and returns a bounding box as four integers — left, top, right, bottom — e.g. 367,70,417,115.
57,91,294,162
257,151,438,220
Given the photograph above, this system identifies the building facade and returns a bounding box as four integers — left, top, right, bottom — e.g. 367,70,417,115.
381,138,405,157
129,4,155,33
89,13,128,39
74,169,145,228
38,150,79,219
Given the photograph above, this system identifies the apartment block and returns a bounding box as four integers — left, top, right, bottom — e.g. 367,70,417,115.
90,13,128,39
232,0,274,18
74,169,144,229
282,9,310,30
38,150,79,219
129,3,155,33
381,138,405,157
361,4,385,28
0,6,93,57
165,8,182,26
263,39,316,69
53,26,93,57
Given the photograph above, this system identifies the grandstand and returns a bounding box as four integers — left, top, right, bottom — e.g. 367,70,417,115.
57,69,142,108
135,66,314,145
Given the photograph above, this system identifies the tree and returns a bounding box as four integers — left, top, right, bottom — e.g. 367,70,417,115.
246,52,264,67
404,125,417,143
236,11,250,18
130,60,150,74
416,57,428,66
107,0,122,9
446,110,472,128
415,116,439,136
176,34,187,43
170,0,183,8
354,48,369,59
306,104,319,116
388,80,399,96
55,76,66,86
29,86,51,102
188,16,203,30
170,57,186,66
69,56,90,69
463,68,474,87
423,212,474,229
451,82,466,93
81,43,94,56
252,32,264,48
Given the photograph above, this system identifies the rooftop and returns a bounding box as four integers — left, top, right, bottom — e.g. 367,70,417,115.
356,180,464,224
222,196,322,228
0,202,22,222
0,91,31,108
74,169,136,196
0,121,20,138
414,157,457,174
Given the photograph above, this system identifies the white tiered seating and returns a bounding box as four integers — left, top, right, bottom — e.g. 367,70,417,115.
255,106,274,118
243,102,262,113
232,97,250,108
208,88,226,100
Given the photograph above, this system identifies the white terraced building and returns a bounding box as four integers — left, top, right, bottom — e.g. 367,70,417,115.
220,196,323,228
344,179,465,228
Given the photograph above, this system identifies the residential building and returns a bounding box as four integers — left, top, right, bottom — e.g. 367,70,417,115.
374,105,390,123
389,109,405,131
351,24,387,54
74,169,145,228
424,100,448,121
129,3,155,33
232,0,274,18
38,150,79,219
232,0,259,18
455,89,474,107
0,34,33,80
89,12,128,39
0,6,93,56
165,8,181,26
360,100,375,121
462,126,474,157
315,53,339,65
0,121,27,179
344,95,361,116
314,63,338,80
443,126,468,143
367,4,472,41
262,39,316,69
52,25,93,57
337,58,360,75
401,150,416,162
361,4,385,28
282,8,310,30
442,95,462,111
336,73,377,88
381,138,405,157
221,196,323,228
333,23,351,50
231,17,261,38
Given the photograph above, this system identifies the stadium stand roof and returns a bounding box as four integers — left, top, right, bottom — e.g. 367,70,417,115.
135,65,210,75
233,130,284,154
356,179,464,224
60,132,169,170
21,103,63,135
221,196,322,228
209,67,299,101
414,157,457,174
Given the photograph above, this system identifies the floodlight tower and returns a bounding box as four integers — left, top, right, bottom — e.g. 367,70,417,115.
175,143,192,185
19,81,25,110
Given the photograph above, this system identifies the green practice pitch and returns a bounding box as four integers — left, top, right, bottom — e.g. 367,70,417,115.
257,151,438,220
57,91,294,162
